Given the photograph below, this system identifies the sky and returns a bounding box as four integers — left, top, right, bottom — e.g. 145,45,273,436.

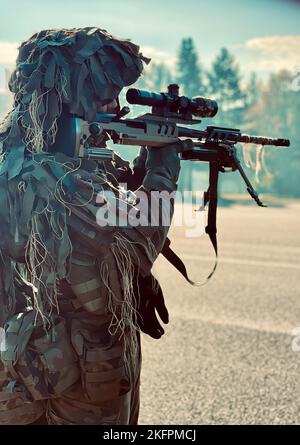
0,0,300,89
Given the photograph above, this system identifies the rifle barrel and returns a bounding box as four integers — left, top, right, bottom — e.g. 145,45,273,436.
238,134,290,146
177,126,290,147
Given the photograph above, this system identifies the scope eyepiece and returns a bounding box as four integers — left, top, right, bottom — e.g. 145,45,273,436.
126,85,218,119
126,89,164,107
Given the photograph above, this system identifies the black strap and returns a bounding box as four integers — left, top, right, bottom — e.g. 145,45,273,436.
161,238,197,286
205,162,219,257
161,161,219,286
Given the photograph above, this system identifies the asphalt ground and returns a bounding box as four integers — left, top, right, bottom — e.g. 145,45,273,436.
139,203,300,424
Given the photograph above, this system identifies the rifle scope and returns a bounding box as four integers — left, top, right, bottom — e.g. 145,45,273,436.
126,84,218,118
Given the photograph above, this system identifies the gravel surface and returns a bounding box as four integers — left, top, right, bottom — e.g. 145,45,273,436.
138,204,300,425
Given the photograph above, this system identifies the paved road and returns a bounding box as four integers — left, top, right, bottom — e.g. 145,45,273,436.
139,203,300,424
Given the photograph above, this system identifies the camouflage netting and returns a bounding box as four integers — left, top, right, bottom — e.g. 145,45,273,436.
0,28,151,330
0,29,181,424
0,27,150,154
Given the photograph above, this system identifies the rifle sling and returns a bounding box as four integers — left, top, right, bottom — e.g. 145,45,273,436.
161,162,219,286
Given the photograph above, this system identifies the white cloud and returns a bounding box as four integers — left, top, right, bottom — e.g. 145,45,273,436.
140,45,176,68
243,35,300,72
0,66,13,95
0,41,176,69
0,41,18,66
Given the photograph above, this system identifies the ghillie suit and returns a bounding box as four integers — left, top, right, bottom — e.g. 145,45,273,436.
0,28,180,425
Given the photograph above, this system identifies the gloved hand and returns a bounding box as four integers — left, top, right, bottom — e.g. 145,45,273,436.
135,273,169,339
129,147,148,189
143,139,193,192
110,148,147,190
132,146,147,174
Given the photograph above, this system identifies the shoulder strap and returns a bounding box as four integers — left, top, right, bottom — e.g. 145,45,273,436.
161,161,219,286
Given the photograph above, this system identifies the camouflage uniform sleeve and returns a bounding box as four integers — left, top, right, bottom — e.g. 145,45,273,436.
114,142,181,276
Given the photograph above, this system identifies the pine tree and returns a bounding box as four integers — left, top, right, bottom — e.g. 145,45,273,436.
175,38,205,191
208,47,245,126
245,70,300,197
246,72,259,108
148,63,172,91
205,48,247,197
176,37,205,97
136,62,172,92
242,72,262,136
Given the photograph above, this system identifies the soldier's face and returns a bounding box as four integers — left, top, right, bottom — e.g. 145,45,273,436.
95,98,120,114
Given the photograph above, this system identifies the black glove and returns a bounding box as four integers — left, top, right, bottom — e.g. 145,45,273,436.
109,148,147,190
134,273,169,339
143,140,193,193
129,147,148,189
132,146,148,174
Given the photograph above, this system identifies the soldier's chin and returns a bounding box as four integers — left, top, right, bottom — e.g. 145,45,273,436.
96,98,120,114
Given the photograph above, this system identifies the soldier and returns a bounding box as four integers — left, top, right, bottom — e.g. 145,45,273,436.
0,27,181,425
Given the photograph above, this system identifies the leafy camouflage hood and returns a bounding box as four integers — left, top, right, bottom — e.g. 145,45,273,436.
2,27,150,153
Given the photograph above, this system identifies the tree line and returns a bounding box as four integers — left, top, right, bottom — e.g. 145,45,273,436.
134,38,299,198
0,38,298,197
